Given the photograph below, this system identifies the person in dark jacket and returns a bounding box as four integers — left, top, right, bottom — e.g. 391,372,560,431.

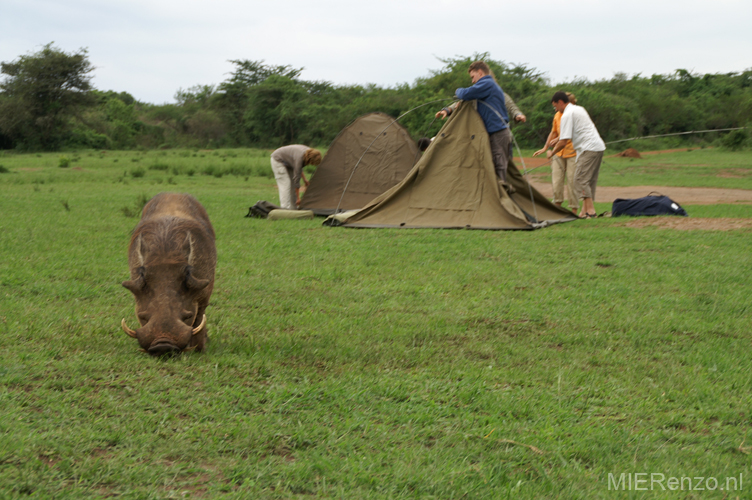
435,61,512,183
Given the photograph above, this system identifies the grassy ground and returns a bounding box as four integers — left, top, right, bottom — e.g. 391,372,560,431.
1,148,751,499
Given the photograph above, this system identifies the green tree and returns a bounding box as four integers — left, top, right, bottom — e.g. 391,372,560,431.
0,43,94,150
215,60,304,145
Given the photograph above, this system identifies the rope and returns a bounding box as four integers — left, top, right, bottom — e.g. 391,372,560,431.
605,126,746,145
413,114,441,164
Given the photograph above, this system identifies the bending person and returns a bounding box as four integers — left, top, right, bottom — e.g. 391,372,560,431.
533,92,579,213
548,91,606,219
270,145,322,209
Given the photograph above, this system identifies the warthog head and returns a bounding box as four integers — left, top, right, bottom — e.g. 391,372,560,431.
122,227,214,355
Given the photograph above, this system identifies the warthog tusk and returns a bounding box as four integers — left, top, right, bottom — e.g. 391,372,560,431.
121,319,138,338
192,314,206,335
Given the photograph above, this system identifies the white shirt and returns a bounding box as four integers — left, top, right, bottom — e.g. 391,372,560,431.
559,104,606,157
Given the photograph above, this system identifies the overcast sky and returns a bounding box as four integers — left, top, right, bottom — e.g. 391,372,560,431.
2,0,750,104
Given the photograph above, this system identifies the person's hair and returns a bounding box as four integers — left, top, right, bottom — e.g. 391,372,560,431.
304,148,322,166
565,92,577,105
551,91,569,104
468,61,491,76
417,137,431,152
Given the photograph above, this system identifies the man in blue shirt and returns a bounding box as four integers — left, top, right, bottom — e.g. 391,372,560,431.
436,61,511,183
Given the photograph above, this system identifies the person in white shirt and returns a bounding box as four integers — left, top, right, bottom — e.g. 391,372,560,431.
547,91,606,219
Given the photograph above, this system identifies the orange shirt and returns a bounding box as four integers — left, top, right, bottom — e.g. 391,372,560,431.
552,112,576,158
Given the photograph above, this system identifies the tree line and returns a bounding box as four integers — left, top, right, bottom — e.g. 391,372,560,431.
1,44,751,152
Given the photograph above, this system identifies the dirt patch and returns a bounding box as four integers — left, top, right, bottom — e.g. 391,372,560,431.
617,217,752,231
616,148,642,158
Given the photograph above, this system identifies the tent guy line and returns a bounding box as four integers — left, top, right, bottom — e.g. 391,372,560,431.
604,126,747,145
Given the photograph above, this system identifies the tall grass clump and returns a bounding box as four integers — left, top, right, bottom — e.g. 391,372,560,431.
120,193,151,217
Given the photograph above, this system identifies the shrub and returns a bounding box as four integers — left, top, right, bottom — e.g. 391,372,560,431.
130,167,145,178
0,165,9,173
58,157,70,168
720,128,750,150
121,193,151,217
252,164,274,178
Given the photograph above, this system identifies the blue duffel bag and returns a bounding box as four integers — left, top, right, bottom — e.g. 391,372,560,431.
612,193,688,217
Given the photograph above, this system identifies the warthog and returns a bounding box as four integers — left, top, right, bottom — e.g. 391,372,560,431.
121,193,216,355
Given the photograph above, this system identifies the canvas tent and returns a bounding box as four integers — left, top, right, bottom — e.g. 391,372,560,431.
299,112,420,215
327,102,577,230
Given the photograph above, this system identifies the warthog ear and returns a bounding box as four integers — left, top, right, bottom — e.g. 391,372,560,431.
184,266,210,292
122,267,146,293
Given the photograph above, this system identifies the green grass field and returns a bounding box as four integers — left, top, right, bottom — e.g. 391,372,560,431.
1,148,751,499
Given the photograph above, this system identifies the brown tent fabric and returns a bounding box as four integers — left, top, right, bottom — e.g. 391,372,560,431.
334,102,577,230
299,113,420,215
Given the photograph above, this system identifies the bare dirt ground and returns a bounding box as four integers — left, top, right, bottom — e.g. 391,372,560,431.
518,149,752,231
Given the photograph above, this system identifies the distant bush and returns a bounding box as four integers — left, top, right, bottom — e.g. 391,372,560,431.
148,163,169,171
0,165,9,173
720,128,750,150
68,128,111,149
247,165,271,178
202,165,223,177
58,157,70,168
131,167,145,178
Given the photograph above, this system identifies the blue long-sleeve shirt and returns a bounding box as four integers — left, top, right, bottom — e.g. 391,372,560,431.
455,75,509,134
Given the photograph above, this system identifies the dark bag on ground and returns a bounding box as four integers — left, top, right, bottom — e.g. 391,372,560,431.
246,200,281,218
612,193,688,217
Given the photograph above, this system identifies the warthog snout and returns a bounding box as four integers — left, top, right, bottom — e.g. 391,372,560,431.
147,341,181,356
